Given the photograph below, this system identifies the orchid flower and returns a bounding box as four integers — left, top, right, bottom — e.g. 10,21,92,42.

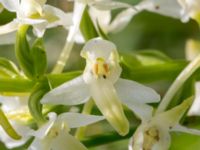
28,112,104,150
0,96,32,148
109,0,200,34
42,38,160,136
0,0,72,37
129,98,200,150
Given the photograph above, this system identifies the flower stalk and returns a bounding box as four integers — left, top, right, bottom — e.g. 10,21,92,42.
75,99,94,139
52,3,86,73
0,108,21,140
156,54,200,113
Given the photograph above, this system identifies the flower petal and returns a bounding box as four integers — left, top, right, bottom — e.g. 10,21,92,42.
125,102,153,122
50,132,87,150
81,38,118,61
89,78,129,136
171,124,200,135
0,0,19,12
109,8,138,33
0,121,31,149
57,112,105,128
32,113,57,139
41,76,90,105
0,32,16,45
28,138,42,150
43,5,73,28
188,82,200,116
91,0,131,10
115,78,160,104
135,0,182,19
0,20,18,35
153,98,192,128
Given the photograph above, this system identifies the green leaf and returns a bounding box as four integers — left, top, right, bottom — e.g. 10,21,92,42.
80,7,99,41
135,50,172,65
96,21,109,40
30,38,47,79
47,71,82,88
0,78,34,93
15,25,47,80
0,108,21,140
0,57,20,78
121,52,187,83
28,79,49,124
15,25,34,79
170,132,200,150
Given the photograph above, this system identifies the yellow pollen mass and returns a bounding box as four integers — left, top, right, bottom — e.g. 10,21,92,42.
92,58,109,78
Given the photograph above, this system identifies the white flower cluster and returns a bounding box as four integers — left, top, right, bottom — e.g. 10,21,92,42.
0,0,200,150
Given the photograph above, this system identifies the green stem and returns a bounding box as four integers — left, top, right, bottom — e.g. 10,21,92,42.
52,3,86,73
75,99,94,139
0,108,21,140
156,54,200,114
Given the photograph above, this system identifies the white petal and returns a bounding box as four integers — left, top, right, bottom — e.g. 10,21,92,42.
19,0,43,17
32,113,57,139
171,124,200,135
0,20,18,35
136,0,182,19
0,32,16,45
50,132,87,150
57,112,105,128
115,78,160,104
81,38,118,61
32,22,48,37
89,7,111,33
91,1,131,10
89,78,129,136
188,82,200,116
109,8,138,33
0,121,31,149
41,76,90,105
43,5,73,28
28,138,42,150
18,18,47,25
0,0,19,12
126,102,153,122
152,98,192,128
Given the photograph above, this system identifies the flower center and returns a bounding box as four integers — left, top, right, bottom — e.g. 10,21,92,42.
92,58,109,79
143,126,160,150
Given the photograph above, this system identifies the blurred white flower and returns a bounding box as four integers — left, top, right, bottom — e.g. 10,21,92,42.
109,0,200,34
188,82,200,116
28,112,104,150
0,0,72,37
129,98,200,150
42,38,160,136
0,96,32,149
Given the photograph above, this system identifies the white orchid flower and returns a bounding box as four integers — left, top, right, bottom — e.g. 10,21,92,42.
42,38,160,136
129,98,200,150
28,112,104,150
0,0,72,37
109,0,200,34
0,96,32,148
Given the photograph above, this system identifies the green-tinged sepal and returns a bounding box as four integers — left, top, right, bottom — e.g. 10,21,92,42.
30,38,47,79
15,25,34,79
28,79,50,124
0,108,21,140
0,57,20,78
